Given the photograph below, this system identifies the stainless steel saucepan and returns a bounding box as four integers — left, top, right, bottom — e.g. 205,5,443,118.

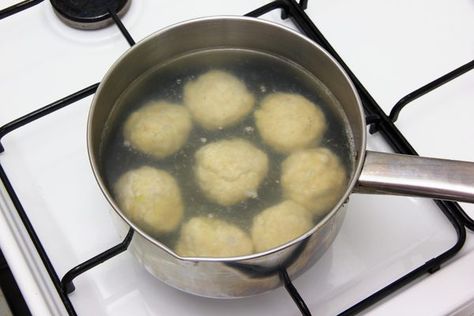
87,16,474,298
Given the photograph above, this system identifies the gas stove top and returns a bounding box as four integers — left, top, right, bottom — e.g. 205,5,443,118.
0,1,473,315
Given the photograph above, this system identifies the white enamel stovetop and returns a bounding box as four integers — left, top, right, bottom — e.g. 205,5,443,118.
0,0,473,315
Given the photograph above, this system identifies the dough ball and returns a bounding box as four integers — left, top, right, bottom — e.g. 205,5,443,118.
123,101,192,159
184,70,255,130
194,138,269,206
251,200,313,252
281,148,347,216
175,217,254,257
254,92,326,153
114,166,184,234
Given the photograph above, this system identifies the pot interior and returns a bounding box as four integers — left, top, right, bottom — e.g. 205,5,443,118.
88,16,366,259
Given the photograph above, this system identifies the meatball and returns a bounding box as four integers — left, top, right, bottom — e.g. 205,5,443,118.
251,200,313,252
183,70,255,130
254,93,326,153
175,216,254,257
123,101,192,159
281,148,347,216
114,166,184,234
194,138,269,206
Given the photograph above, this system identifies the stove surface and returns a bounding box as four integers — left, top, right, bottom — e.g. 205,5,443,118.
0,1,473,315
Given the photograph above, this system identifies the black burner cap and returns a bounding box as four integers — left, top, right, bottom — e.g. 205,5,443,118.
50,0,131,30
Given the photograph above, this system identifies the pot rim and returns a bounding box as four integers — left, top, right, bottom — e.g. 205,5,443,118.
87,15,367,263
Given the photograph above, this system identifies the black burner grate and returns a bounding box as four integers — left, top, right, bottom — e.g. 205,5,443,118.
0,1,472,315
0,0,43,19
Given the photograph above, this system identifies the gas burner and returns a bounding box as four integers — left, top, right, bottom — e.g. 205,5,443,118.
50,0,131,30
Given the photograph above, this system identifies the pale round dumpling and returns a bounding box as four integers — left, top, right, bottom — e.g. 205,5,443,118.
114,166,184,234
194,138,269,206
175,217,254,257
251,200,313,252
254,92,326,153
123,101,192,159
281,148,347,216
184,70,255,130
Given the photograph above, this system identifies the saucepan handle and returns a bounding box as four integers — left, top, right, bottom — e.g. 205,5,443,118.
355,151,474,203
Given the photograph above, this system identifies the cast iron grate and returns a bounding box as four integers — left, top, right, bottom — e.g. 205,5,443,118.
0,1,472,315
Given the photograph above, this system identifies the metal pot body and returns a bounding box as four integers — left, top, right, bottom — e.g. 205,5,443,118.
88,16,367,298
127,204,347,297
89,16,474,298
